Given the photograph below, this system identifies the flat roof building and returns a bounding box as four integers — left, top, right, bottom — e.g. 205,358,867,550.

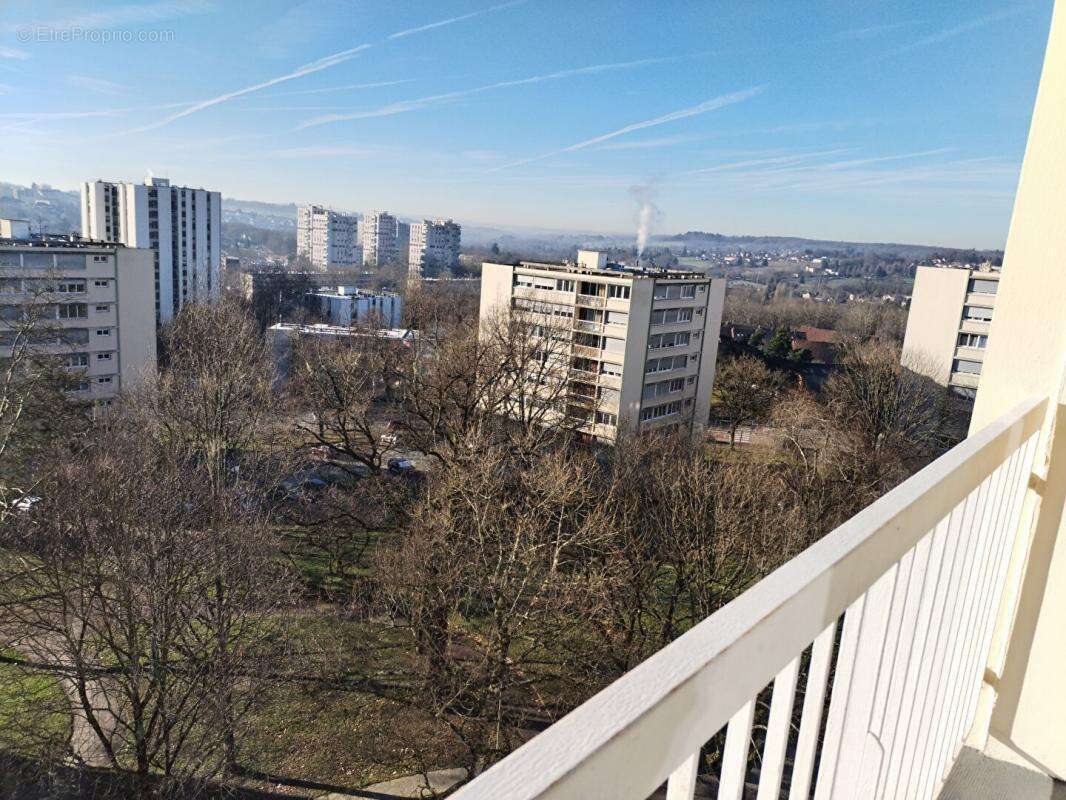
480,252,726,442
0,222,157,402
313,286,403,329
901,264,1000,397
81,175,221,324
296,205,362,271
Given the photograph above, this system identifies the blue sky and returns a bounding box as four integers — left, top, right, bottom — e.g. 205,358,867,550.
0,1,1054,248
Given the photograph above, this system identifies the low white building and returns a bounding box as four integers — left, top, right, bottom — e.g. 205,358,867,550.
296,205,361,271
269,321,416,377
314,286,403,328
0,221,157,402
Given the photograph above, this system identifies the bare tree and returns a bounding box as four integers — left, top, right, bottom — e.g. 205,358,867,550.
377,441,600,777
710,355,781,446
0,414,298,799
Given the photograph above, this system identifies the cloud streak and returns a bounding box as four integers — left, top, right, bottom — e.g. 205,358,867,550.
119,44,373,134
490,86,766,171
68,75,127,96
0,46,30,59
297,55,696,131
260,79,416,98
387,0,526,39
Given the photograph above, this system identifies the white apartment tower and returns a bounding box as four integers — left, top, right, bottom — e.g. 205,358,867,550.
0,221,157,401
81,176,222,323
296,205,362,271
409,218,461,278
480,250,726,442
901,264,1000,397
360,211,397,268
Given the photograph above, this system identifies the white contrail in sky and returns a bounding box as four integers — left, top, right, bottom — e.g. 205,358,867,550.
490,86,767,171
388,0,526,40
297,55,691,131
111,1,527,135
119,44,373,134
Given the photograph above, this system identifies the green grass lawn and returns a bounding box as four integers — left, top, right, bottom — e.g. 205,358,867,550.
235,611,467,795
0,652,69,760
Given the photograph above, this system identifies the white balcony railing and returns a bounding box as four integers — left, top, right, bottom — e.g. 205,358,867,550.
453,396,1046,800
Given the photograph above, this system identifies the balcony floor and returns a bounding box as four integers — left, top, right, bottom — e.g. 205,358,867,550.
939,748,1066,800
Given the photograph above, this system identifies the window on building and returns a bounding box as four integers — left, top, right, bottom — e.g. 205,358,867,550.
605,310,628,326
958,333,988,349
95,328,110,336
97,352,113,361
595,410,617,427
963,305,993,322
607,284,630,299
66,353,89,367
601,362,622,377
556,279,575,292
969,278,999,295
95,305,109,313
648,331,691,349
953,359,983,375
58,303,88,319
97,376,112,384
650,308,694,325
57,281,86,293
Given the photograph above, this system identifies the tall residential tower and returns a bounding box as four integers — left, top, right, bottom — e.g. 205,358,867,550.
409,218,461,278
81,176,221,323
296,205,362,271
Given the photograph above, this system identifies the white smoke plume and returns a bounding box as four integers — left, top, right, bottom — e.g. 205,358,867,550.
631,184,662,265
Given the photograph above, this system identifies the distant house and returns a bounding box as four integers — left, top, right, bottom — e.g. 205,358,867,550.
791,326,840,363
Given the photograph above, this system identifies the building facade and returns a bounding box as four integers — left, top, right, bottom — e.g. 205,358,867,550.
395,221,410,268
409,218,461,278
479,250,726,442
81,176,221,323
296,205,362,271
314,286,403,328
0,222,157,402
901,264,1000,397
360,211,397,268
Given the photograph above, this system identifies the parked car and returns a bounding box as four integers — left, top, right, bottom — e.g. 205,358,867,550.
387,458,415,475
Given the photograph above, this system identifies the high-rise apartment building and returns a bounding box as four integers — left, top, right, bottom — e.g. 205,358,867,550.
360,211,397,268
901,264,1000,397
0,220,157,401
81,176,221,323
296,205,362,271
479,250,725,442
395,221,410,268
409,218,461,278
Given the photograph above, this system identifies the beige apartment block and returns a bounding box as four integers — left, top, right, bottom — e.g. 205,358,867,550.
479,250,725,442
0,223,156,403
902,265,1000,397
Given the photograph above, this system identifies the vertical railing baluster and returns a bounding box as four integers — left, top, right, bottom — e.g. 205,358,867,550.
756,656,801,800
718,699,755,800
812,593,864,800
666,751,700,800
788,624,835,800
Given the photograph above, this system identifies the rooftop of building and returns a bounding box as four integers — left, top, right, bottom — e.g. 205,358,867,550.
314,286,402,299
0,232,121,251
269,322,416,340
496,259,710,281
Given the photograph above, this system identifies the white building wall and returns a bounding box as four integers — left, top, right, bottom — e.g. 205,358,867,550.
80,176,221,323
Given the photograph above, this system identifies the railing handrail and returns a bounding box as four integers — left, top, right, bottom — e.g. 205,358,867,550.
452,395,1047,800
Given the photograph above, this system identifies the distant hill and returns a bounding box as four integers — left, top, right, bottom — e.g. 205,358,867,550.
656,230,1002,260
